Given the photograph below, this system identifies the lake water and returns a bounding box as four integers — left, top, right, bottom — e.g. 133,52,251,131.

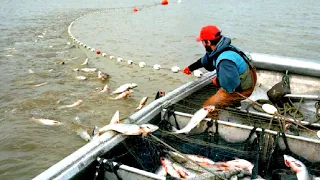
0,0,319,179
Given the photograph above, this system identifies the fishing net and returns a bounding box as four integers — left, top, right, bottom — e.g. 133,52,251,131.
90,82,320,180
95,111,262,179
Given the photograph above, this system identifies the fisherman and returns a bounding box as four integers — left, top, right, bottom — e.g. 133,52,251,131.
183,25,257,118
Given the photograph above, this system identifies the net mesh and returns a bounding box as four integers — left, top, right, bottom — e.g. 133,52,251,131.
97,83,320,180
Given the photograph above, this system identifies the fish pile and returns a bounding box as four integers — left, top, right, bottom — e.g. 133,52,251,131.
158,151,263,180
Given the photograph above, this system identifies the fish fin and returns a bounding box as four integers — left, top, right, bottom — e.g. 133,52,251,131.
110,111,120,124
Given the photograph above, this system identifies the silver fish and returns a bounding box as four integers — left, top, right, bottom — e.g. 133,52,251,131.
160,157,181,179
81,68,97,72
167,151,215,165
113,89,132,100
172,162,197,179
136,97,148,110
112,83,137,94
154,166,167,177
77,129,91,142
172,105,215,134
99,123,158,136
76,76,87,80
58,100,82,109
284,154,311,180
97,70,109,81
100,84,109,93
31,117,62,126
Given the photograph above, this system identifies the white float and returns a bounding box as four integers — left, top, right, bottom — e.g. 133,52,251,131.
117,57,123,62
153,64,161,70
139,62,146,68
171,66,180,73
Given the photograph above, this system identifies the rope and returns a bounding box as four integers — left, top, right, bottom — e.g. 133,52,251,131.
235,92,318,135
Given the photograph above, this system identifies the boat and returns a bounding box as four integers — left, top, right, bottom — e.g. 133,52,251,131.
33,53,320,180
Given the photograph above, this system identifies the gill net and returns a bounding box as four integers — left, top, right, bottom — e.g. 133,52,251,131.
92,83,320,180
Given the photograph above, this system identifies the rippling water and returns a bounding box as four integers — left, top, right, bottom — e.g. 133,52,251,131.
0,0,319,179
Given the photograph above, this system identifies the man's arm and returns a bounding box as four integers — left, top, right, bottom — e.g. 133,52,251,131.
188,58,203,71
184,57,204,74
217,60,240,93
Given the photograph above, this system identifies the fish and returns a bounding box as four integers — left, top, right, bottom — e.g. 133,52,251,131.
171,105,215,134
81,58,89,65
98,114,158,136
98,123,158,136
113,89,132,100
29,69,35,73
136,97,148,110
58,100,83,109
100,84,109,93
81,68,97,72
97,70,109,81
34,82,48,87
31,117,62,126
110,110,120,124
77,129,91,142
214,158,254,176
76,76,87,80
111,83,137,94
160,157,181,179
154,166,167,177
284,154,311,180
167,151,215,166
172,162,197,179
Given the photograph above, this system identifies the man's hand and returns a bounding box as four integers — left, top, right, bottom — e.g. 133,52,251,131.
183,66,191,75
212,76,220,87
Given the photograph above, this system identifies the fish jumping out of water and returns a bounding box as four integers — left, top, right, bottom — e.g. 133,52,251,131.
98,111,158,136
171,105,215,134
58,100,83,109
284,154,311,180
136,97,148,110
31,117,62,126
111,83,137,94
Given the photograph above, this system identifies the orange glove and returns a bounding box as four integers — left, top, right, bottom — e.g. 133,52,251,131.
212,76,220,87
183,66,191,75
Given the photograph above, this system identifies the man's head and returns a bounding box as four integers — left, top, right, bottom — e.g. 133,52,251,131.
196,25,222,52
